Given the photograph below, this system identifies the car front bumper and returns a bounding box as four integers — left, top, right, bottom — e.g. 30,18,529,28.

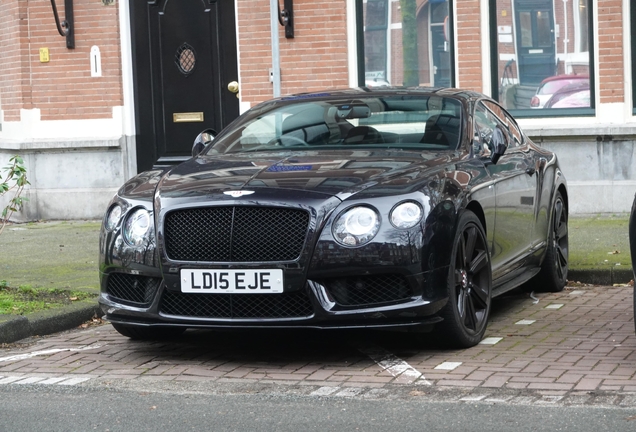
99,267,449,331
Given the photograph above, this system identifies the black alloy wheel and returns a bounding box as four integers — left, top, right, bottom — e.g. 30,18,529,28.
535,191,568,292
629,195,636,334
111,323,186,340
437,210,492,348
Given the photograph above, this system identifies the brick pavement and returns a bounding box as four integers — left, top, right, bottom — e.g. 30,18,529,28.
0,285,634,397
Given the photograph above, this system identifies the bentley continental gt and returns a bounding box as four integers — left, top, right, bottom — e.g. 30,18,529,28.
99,88,569,348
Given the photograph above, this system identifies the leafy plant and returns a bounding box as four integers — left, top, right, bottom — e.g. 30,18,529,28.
0,155,29,235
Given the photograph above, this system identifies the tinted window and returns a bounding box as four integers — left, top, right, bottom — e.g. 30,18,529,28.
205,96,463,154
474,100,520,154
483,100,523,148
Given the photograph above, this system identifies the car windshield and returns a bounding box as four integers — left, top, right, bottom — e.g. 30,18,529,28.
204,95,463,155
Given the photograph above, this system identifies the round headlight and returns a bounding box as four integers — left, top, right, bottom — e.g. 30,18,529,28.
123,208,152,246
390,201,423,229
104,204,122,231
333,206,380,247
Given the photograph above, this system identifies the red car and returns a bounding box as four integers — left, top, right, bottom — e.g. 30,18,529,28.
544,79,590,109
530,75,589,109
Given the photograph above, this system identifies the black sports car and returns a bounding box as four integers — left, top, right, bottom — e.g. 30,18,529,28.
99,88,569,348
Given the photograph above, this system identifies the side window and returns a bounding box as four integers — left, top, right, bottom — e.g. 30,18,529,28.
474,101,510,156
507,116,524,148
474,102,496,156
483,100,523,148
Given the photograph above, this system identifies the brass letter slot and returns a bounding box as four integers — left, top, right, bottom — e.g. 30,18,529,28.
173,112,204,123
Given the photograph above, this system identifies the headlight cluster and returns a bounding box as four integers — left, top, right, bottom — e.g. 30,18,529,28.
104,204,153,247
104,204,122,231
390,201,423,229
332,201,424,247
333,206,380,246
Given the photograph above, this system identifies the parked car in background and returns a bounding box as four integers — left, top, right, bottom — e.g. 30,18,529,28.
365,77,391,88
530,75,589,109
549,90,590,109
544,79,590,109
99,87,569,348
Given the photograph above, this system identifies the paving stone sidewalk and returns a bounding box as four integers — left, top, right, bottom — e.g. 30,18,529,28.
0,284,633,397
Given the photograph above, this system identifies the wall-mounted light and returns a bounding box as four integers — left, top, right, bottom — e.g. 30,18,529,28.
49,0,75,49
277,0,294,39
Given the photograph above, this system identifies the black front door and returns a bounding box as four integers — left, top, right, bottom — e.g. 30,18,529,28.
475,101,536,282
130,0,240,172
514,0,556,86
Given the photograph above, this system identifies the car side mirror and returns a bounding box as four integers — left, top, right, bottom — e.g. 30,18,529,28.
489,127,507,165
473,132,482,155
490,140,506,164
192,128,217,157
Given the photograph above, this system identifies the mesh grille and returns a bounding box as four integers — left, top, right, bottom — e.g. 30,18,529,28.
106,273,161,306
160,290,314,319
164,207,310,262
175,43,196,76
320,274,412,307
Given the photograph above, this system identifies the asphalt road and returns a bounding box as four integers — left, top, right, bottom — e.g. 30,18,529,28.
1,384,635,432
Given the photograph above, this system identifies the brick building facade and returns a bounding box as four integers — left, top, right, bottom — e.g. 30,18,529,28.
0,0,634,220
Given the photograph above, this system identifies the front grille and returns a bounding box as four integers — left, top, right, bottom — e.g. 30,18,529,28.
160,290,314,319
164,206,310,262
106,273,161,306
319,274,412,307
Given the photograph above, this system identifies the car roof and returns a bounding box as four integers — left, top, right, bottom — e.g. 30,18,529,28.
553,79,590,94
271,87,486,104
539,74,588,85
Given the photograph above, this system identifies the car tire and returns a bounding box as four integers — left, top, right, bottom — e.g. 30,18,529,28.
628,195,636,334
534,191,568,292
111,323,186,340
436,210,492,348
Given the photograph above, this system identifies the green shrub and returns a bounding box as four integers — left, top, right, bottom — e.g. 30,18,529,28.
0,155,29,235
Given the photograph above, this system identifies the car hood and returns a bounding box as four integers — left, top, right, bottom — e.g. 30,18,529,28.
155,149,453,201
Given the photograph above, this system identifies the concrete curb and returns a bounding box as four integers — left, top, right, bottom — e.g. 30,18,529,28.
0,301,101,344
568,268,634,286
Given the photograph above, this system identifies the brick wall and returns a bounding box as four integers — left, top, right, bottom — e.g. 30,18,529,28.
237,0,350,105
597,0,623,103
455,0,482,92
0,1,123,122
0,0,31,121
2,0,628,121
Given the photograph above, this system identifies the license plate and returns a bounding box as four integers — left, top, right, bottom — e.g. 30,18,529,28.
180,269,284,294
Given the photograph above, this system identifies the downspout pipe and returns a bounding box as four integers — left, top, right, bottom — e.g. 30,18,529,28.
270,0,281,97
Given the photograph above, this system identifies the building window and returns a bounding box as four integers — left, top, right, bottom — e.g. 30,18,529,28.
358,0,455,88
491,0,594,115
632,1,636,113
